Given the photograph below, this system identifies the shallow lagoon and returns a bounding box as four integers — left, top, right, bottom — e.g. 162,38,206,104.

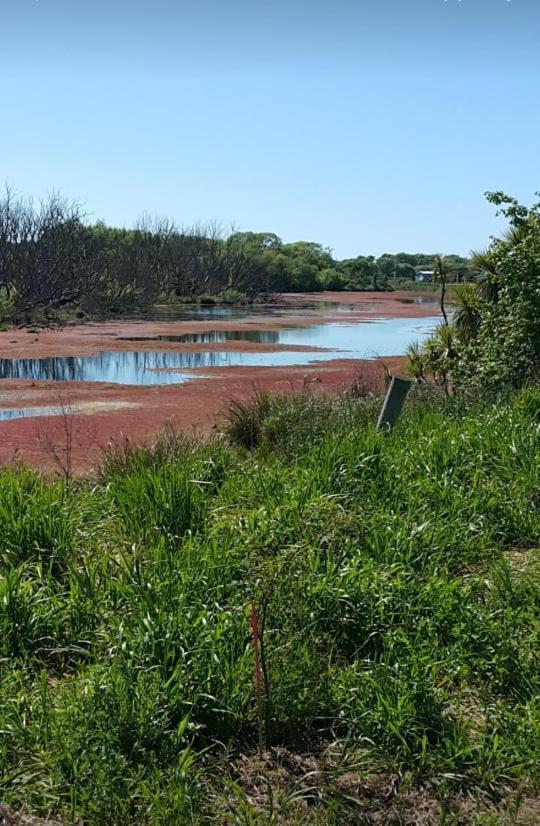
0,316,438,392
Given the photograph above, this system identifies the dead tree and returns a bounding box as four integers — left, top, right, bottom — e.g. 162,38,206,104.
0,188,102,320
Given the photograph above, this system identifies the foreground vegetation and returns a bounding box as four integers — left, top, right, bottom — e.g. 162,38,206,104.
0,187,471,321
0,385,538,823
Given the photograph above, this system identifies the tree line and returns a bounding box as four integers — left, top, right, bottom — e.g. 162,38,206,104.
0,188,472,320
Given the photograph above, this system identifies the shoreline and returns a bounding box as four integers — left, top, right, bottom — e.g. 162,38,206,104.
0,292,437,471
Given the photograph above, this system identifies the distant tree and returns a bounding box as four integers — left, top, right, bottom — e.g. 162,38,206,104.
377,255,397,279
339,256,379,288
281,241,333,267
228,231,283,251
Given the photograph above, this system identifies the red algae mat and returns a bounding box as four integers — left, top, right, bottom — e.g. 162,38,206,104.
0,292,436,472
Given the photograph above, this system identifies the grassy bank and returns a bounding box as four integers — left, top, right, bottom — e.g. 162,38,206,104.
0,387,539,824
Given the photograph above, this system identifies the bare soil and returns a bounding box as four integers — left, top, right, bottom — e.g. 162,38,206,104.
212,747,540,825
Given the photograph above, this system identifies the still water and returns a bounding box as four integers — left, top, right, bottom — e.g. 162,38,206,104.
0,316,438,389
107,295,437,321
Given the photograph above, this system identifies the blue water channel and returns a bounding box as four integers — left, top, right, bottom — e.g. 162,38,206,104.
0,316,439,397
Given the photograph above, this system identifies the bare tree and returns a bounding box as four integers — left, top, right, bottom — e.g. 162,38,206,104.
0,188,103,320
165,222,282,299
0,187,283,318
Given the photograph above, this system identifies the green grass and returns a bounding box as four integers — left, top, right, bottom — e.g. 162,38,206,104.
0,388,539,823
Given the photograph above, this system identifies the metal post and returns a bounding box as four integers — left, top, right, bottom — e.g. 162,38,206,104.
376,375,412,431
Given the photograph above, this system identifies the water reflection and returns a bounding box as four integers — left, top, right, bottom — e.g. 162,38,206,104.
111,303,354,322
396,296,438,305
118,330,281,344
0,351,196,385
0,406,65,421
0,316,439,386
112,296,437,322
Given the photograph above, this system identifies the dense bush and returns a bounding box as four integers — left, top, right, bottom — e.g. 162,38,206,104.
409,192,540,395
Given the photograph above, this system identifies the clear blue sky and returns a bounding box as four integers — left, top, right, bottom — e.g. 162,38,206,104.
1,0,538,258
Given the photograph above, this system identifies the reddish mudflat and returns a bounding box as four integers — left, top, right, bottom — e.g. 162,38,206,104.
279,290,438,315
0,292,437,472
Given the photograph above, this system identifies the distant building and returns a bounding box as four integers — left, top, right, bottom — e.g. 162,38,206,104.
415,270,435,283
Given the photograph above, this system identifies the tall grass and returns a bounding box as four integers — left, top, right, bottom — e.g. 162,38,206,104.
0,387,538,823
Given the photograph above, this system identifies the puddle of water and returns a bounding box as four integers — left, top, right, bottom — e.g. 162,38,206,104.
0,316,439,387
397,296,438,305
0,406,65,421
121,317,439,353
0,400,139,422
